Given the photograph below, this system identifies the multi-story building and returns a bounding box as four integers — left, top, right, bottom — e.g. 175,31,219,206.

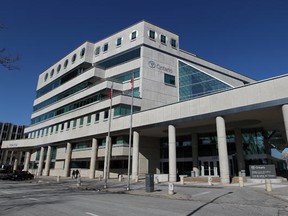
0,122,25,169
1,21,288,184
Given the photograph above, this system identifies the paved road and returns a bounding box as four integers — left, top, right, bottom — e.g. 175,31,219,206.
0,178,288,216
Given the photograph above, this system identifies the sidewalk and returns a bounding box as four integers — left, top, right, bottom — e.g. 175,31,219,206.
35,175,288,205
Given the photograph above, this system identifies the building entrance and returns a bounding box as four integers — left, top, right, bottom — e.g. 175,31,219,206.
200,158,219,176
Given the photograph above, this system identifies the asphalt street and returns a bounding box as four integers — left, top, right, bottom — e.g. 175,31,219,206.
1,177,288,216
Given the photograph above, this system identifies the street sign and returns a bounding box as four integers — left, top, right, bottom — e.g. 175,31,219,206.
249,165,276,179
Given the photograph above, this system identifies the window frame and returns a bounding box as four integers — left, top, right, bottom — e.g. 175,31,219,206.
149,30,156,40
160,35,167,44
103,43,109,52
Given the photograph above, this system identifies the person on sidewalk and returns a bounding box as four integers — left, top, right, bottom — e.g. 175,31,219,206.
75,169,79,179
72,170,76,179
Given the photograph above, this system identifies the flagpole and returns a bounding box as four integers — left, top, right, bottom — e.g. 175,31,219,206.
127,73,134,191
104,82,113,188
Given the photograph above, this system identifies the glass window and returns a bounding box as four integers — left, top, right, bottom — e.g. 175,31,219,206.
55,124,59,132
95,113,100,122
116,37,122,46
149,30,156,40
87,115,91,124
61,123,64,131
104,110,109,119
44,73,48,81
57,64,61,73
50,126,54,134
64,59,68,68
130,31,137,40
164,74,175,86
73,119,77,128
67,121,70,130
50,69,54,78
103,43,108,52
160,35,167,44
80,48,85,58
72,54,77,63
171,38,177,48
95,46,100,55
178,60,231,101
80,117,84,126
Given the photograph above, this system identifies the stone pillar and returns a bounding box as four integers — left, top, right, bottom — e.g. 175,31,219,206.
104,136,112,180
3,150,9,165
9,151,14,165
43,146,52,176
282,104,288,141
235,128,245,174
64,142,72,177
192,133,199,177
18,151,23,165
168,125,177,182
13,152,19,171
37,147,45,176
216,116,230,184
0,150,4,164
132,131,140,181
89,138,98,179
24,151,31,171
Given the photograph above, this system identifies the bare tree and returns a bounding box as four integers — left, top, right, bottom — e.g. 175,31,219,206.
0,23,21,70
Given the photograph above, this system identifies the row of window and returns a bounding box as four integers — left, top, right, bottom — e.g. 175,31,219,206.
94,30,138,56
148,30,177,48
29,112,104,139
44,48,86,82
28,104,140,139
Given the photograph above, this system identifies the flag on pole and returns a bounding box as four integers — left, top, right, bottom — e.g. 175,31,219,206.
130,73,134,92
109,83,113,99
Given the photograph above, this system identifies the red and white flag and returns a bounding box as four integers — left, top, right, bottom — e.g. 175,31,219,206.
109,83,113,99
130,73,134,92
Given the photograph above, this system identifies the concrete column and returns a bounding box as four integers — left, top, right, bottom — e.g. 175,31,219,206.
37,147,45,176
216,116,230,184
0,151,4,164
168,125,177,182
9,151,14,165
3,150,9,165
104,136,112,180
89,138,98,179
132,131,140,181
282,104,288,141
235,128,245,174
13,152,19,171
64,142,72,177
24,151,31,171
43,146,52,176
18,151,23,164
192,133,199,177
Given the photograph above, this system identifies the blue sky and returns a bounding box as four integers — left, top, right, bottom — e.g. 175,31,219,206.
1,0,288,126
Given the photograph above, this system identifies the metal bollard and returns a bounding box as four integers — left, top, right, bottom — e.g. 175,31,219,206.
208,176,212,186
168,183,174,195
265,179,272,192
56,176,61,182
239,177,244,187
154,177,159,184
180,176,185,185
118,174,123,182
77,177,81,187
98,175,102,181
134,175,139,183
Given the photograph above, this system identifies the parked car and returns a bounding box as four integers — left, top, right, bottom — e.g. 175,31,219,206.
10,171,34,180
0,168,12,180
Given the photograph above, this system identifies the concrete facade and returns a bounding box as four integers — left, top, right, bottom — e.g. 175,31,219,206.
1,21,287,184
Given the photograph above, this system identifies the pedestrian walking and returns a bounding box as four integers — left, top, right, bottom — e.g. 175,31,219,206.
75,169,79,179
72,170,76,179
